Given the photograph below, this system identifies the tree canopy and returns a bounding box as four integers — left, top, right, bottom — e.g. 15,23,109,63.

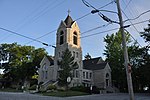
140,21,150,42
103,30,150,92
1,43,47,88
103,31,131,92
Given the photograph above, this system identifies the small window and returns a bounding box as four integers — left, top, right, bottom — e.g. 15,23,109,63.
76,52,78,58
60,31,64,45
106,73,109,78
73,32,77,45
73,51,75,58
42,71,44,79
89,73,92,79
86,72,88,79
42,64,46,71
45,71,48,79
76,70,79,78
83,72,85,79
73,70,75,77
106,79,109,86
58,52,61,57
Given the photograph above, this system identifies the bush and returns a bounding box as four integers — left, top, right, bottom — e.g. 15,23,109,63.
57,87,65,91
29,85,37,90
92,86,100,94
70,86,100,94
47,84,57,90
70,86,90,93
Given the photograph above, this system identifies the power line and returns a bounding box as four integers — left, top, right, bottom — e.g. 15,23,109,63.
82,0,118,24
74,13,91,21
124,9,150,22
14,0,53,29
124,29,142,48
0,0,61,43
0,0,51,41
128,19,150,26
0,27,55,48
24,29,57,45
122,0,143,30
124,0,133,10
30,0,66,25
17,0,64,31
0,20,149,48
23,1,114,44
80,19,150,39
121,9,140,34
81,23,111,35
25,23,111,45
80,27,119,39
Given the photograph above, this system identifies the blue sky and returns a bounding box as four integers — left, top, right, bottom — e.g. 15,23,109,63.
0,0,150,59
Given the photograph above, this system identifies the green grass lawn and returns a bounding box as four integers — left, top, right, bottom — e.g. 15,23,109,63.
42,90,89,97
0,88,22,92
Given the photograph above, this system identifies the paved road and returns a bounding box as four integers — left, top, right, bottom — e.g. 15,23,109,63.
0,92,150,100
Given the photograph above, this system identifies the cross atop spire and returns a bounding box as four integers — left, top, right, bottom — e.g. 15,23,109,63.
67,9,71,15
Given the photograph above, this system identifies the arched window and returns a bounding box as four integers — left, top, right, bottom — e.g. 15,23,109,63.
73,32,77,45
60,31,64,45
106,73,109,78
106,73,109,87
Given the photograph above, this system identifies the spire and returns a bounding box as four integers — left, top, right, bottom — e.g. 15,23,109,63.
64,10,74,28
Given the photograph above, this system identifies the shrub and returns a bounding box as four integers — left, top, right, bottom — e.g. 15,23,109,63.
47,84,57,90
29,85,37,90
70,86,90,93
92,86,100,94
57,87,65,91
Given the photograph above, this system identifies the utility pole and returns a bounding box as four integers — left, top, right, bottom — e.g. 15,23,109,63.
116,0,134,100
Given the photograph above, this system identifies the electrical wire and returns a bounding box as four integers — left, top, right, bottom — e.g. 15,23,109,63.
124,9,150,23
124,0,133,10
122,0,143,30
23,1,115,45
81,23,111,35
124,29,142,48
15,0,53,29
80,19,150,39
121,9,140,34
24,29,57,45
17,0,63,31
30,0,66,24
0,27,55,48
80,27,119,38
0,19,149,48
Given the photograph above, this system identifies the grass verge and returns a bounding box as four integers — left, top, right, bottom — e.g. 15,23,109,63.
0,88,22,92
42,90,89,97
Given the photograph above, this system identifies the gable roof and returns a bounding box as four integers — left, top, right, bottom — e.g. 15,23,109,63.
83,57,107,70
46,56,54,66
64,15,74,28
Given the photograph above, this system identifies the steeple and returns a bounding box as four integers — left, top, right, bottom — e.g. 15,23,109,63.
54,13,83,86
64,14,74,28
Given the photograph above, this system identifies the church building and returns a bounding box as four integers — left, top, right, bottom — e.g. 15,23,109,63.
38,14,112,92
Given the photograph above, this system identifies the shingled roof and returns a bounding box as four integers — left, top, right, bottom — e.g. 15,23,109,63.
64,15,74,28
46,56,54,66
83,57,107,70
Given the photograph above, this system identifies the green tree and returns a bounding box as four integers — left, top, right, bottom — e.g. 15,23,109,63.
0,45,7,63
1,43,47,89
104,30,150,92
103,31,132,92
140,21,150,42
140,21,150,91
58,49,78,88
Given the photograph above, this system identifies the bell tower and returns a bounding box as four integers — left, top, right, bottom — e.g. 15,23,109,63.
53,14,83,85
